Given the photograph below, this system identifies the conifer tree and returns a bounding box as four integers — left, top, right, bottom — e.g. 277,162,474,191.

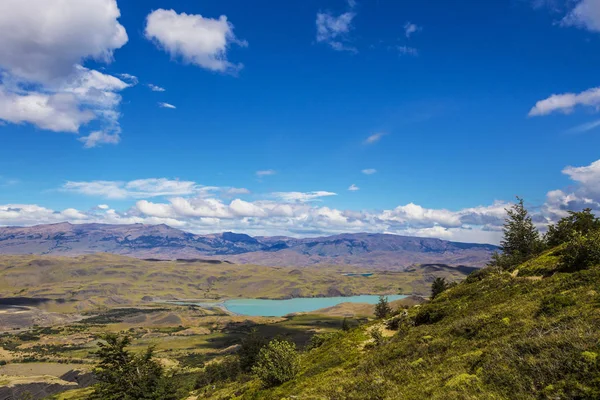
490,197,542,270
375,295,392,319
431,277,449,299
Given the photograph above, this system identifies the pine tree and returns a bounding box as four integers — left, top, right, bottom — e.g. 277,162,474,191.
239,328,267,372
490,197,542,270
91,333,177,400
431,277,449,299
375,295,392,319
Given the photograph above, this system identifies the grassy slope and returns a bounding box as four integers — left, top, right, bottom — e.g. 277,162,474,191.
203,248,600,399
0,254,466,313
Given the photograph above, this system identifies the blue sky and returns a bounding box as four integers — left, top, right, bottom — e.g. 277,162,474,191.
1,0,600,243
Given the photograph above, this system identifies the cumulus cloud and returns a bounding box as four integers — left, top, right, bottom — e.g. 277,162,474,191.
362,169,377,175
364,132,386,144
404,22,421,38
348,184,360,191
147,84,166,92
316,8,356,52
145,9,247,73
529,86,600,116
562,0,600,32
0,0,130,146
543,159,600,221
158,102,176,109
7,160,600,244
0,0,127,83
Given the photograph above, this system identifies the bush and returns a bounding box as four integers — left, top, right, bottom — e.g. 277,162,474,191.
252,339,300,387
385,317,401,331
414,306,447,326
546,208,600,247
91,333,177,400
537,294,576,317
195,356,241,388
560,230,600,272
308,331,340,350
238,328,266,372
370,328,386,346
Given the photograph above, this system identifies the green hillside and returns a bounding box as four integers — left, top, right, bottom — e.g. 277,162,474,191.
197,246,600,399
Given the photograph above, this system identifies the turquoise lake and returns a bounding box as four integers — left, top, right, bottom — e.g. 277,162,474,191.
219,295,408,317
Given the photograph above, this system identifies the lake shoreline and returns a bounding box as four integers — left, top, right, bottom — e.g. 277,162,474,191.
159,294,410,317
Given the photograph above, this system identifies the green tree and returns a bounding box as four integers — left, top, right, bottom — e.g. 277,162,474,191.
239,328,267,372
431,277,449,299
560,230,600,272
342,317,351,331
546,208,600,247
252,339,300,387
91,333,177,400
374,295,392,319
490,197,542,270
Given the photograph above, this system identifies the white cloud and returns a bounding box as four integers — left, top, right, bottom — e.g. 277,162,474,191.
364,132,386,144
348,184,360,191
567,119,600,134
79,130,121,148
362,168,377,175
158,102,176,109
404,22,421,38
562,0,600,32
256,170,276,177
0,0,127,83
0,0,130,146
563,159,600,188
543,159,600,220
316,10,356,52
8,159,600,244
118,73,138,85
224,188,251,196
145,9,247,73
63,179,200,199
0,87,95,133
148,84,166,92
398,46,419,56
529,86,600,116
230,199,267,217
272,191,337,203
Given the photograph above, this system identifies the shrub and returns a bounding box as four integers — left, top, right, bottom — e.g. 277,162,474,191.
195,356,241,388
560,230,600,272
252,339,300,387
308,331,340,350
91,333,177,400
385,317,401,331
537,294,576,317
414,306,447,326
370,327,386,346
238,328,267,372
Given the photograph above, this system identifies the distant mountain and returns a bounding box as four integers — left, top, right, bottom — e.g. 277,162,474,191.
0,223,498,269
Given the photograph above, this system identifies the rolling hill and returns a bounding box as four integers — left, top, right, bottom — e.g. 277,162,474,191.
0,223,497,269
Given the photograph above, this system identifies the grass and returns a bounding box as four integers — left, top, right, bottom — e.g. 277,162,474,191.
198,250,600,399
0,253,466,315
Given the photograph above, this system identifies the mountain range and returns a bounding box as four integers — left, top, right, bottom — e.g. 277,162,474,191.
0,223,498,269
